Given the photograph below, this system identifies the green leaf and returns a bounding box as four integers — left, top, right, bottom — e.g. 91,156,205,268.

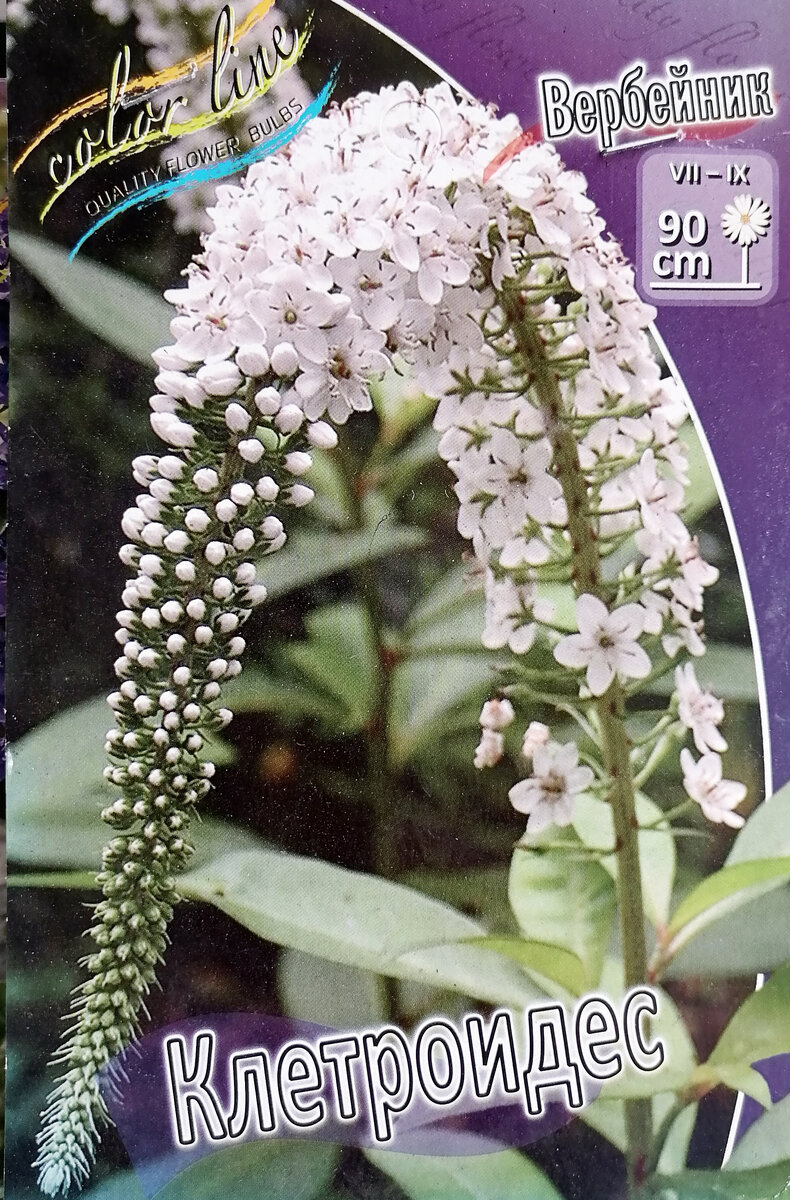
13,232,171,364
365,1149,562,1200
282,602,378,732
9,871,99,889
405,581,487,656
508,838,616,990
727,780,790,865
278,948,387,1028
647,1163,790,1199
305,449,356,528
582,1093,697,1169
468,936,587,995
572,791,676,929
369,367,436,444
82,1171,146,1200
666,887,790,979
398,866,514,935
155,1139,339,1200
258,526,427,600
389,653,494,766
378,427,442,501
662,858,790,966
223,667,351,727
680,418,723,525
692,967,790,1106
665,784,790,977
7,697,233,868
727,1093,790,1171
645,644,758,703
178,847,544,1008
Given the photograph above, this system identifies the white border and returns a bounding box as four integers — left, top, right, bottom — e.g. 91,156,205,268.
329,0,475,101
651,326,772,1167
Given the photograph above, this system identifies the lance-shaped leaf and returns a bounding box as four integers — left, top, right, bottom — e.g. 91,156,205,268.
179,847,545,1008
13,232,171,364
646,1162,790,1199
7,697,232,868
364,1149,562,1200
508,836,616,991
690,967,790,1106
658,857,790,970
726,1092,790,1171
257,525,426,600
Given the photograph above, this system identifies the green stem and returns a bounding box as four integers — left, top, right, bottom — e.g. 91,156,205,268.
643,1097,690,1180
502,285,652,1192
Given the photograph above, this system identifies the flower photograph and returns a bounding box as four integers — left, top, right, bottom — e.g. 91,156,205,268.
5,3,790,1200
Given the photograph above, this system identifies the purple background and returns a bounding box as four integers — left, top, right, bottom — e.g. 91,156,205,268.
358,0,790,790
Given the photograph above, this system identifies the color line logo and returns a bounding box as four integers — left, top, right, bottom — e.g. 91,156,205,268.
13,2,338,258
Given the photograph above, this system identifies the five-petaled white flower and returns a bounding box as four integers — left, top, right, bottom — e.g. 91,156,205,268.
675,662,727,754
509,740,594,834
721,195,772,248
554,594,651,696
680,748,746,827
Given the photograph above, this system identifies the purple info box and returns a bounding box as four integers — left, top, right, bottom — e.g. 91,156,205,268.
638,147,777,306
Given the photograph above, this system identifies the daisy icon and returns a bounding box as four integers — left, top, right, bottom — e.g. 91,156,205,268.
721,194,772,247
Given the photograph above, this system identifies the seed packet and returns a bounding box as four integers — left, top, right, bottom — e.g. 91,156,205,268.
5,2,790,1198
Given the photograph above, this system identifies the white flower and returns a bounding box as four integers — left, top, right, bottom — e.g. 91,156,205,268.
482,572,536,655
509,741,594,834
474,728,504,769
479,697,515,730
522,721,550,760
675,663,727,754
294,317,388,424
328,253,407,331
721,195,771,247
246,266,349,367
554,594,651,696
456,432,562,549
680,749,746,827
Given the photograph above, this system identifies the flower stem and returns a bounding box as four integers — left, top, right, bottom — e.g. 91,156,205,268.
503,286,652,1192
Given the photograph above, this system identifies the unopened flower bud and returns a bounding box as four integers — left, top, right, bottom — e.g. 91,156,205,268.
238,438,264,463
164,530,191,554
270,343,299,376
158,455,185,480
480,698,515,731
287,484,315,507
285,451,313,476
255,386,281,416
225,403,251,434
196,360,243,396
230,482,254,506
256,476,279,501
193,468,219,493
215,499,238,523
522,721,551,760
236,345,270,376
275,404,304,433
185,509,210,534
306,421,338,449
175,560,196,582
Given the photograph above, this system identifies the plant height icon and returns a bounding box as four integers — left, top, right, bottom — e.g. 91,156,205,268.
721,194,772,285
